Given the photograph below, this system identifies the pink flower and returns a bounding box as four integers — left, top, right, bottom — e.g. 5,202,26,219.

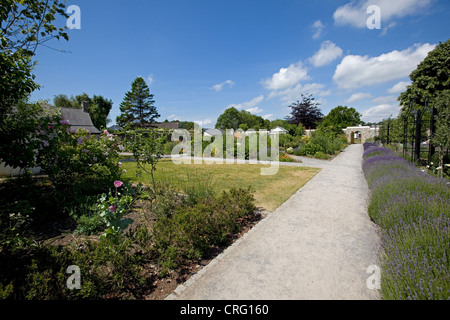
114,180,123,188
109,205,117,213
77,137,83,145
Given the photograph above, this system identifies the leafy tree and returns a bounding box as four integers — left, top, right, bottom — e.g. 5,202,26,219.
398,39,450,112
90,95,113,130
53,94,78,108
117,77,160,128
0,0,69,118
318,106,361,137
215,107,267,131
215,107,242,130
238,110,266,130
285,93,323,129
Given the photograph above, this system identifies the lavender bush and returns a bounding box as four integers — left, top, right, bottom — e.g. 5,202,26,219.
363,143,450,300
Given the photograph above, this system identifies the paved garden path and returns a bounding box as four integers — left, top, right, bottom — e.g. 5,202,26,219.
166,144,380,300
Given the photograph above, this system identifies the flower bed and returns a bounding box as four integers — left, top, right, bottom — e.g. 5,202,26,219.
362,143,449,300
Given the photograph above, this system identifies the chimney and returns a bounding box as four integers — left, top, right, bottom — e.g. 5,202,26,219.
82,101,89,113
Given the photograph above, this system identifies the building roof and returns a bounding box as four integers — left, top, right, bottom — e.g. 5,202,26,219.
270,126,288,134
147,122,179,130
204,128,224,136
60,107,101,134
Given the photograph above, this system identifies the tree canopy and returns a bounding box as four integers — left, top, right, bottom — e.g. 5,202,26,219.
285,94,323,129
398,39,450,112
116,77,160,128
215,107,267,131
318,105,361,136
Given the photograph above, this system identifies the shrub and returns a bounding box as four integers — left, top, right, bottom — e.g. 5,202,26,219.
362,143,450,300
151,187,256,275
298,133,344,157
313,151,329,160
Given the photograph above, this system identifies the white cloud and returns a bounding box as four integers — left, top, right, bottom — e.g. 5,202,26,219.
372,95,398,104
312,20,325,39
262,114,274,120
230,95,264,110
381,22,397,36
194,118,213,127
346,92,373,103
167,114,178,120
262,62,310,91
333,43,435,89
361,103,401,122
245,107,264,114
308,41,343,67
388,81,411,94
269,83,330,104
211,80,235,92
147,74,155,86
333,0,433,29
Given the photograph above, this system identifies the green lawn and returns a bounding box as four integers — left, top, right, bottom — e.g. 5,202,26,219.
122,159,320,212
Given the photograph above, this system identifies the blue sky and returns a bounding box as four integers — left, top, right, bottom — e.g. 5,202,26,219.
30,0,450,127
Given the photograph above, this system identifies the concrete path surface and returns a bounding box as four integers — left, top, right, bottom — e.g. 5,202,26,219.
166,144,380,300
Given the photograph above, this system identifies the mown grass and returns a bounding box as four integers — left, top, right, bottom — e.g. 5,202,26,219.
362,143,450,300
122,159,320,212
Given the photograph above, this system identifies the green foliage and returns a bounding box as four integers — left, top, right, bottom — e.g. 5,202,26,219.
432,90,450,149
399,39,450,110
152,187,256,275
297,133,344,157
117,77,160,128
0,101,47,169
318,105,361,137
313,151,330,160
0,0,69,117
39,126,123,192
215,107,268,131
96,182,134,238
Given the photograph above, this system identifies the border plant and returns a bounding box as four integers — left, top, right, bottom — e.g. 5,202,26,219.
362,143,449,300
